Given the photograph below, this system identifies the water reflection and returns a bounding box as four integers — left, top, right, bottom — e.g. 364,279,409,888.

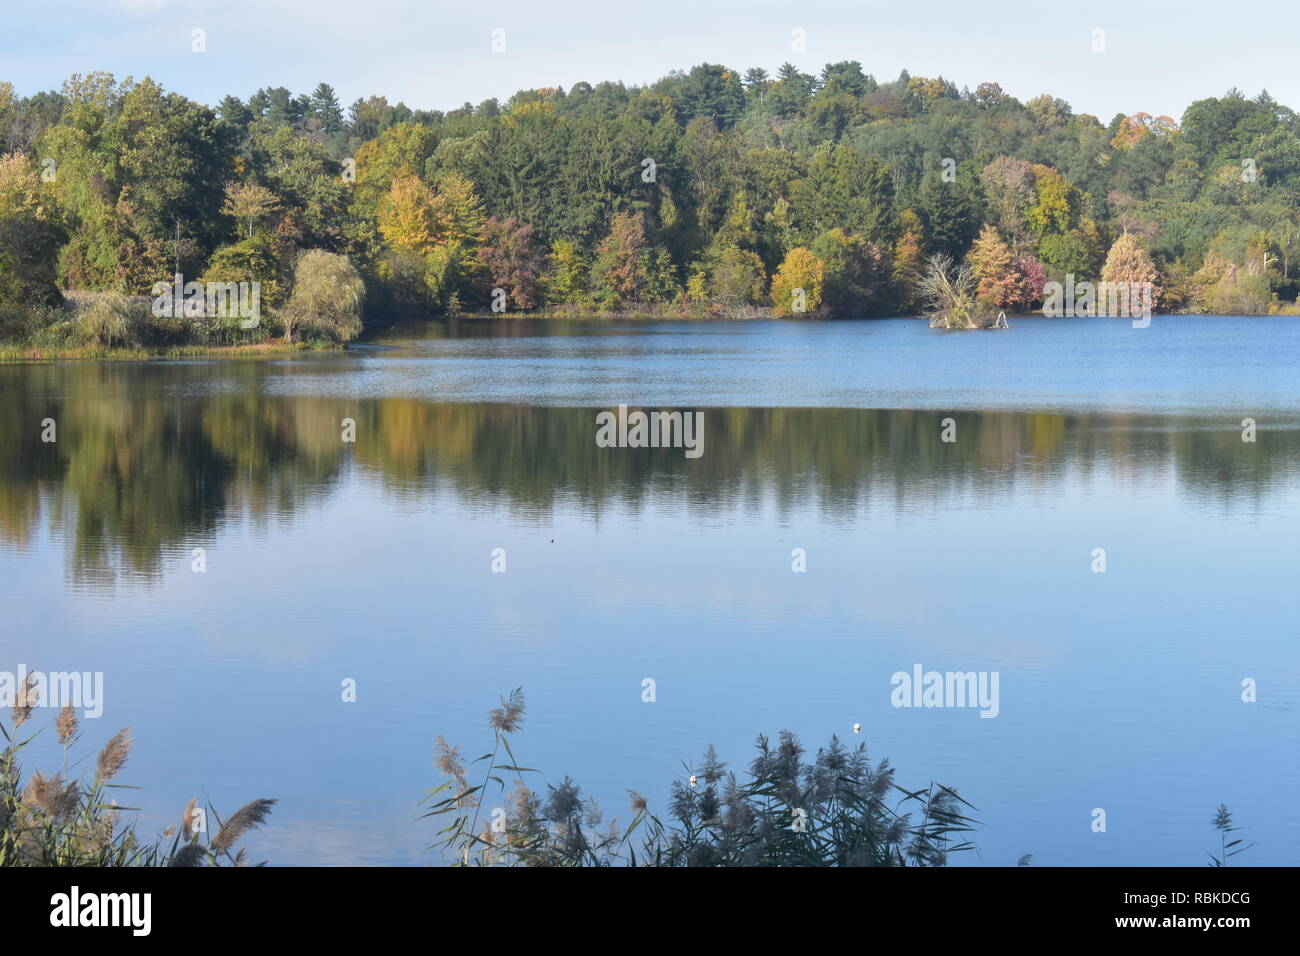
1,362,1295,587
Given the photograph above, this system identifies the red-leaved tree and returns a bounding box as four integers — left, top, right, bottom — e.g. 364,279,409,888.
476,216,544,310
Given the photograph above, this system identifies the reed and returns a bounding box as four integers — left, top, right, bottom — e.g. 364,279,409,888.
424,688,986,867
0,708,275,867
0,691,1257,867
427,690,1263,868
1208,803,1255,866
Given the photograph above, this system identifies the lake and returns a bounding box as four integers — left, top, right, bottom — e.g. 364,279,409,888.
1,315,1297,866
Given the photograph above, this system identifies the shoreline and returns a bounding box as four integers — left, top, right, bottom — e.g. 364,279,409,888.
0,341,331,362
4,310,1296,361
430,306,1295,321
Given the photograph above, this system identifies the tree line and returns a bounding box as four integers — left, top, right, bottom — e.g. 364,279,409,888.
2,63,1299,341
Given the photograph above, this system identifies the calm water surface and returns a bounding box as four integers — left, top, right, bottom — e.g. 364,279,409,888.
1,316,1297,866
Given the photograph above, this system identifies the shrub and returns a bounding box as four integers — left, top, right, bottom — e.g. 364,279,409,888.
423,241,471,312
696,243,766,313
0,303,65,344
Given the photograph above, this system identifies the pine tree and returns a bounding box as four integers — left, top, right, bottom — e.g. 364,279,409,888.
309,83,343,133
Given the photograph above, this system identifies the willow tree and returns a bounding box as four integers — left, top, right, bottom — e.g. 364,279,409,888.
280,249,365,343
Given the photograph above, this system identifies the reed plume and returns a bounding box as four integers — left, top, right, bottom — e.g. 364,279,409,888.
55,704,79,747
169,843,206,867
1,711,276,867
488,687,526,733
22,772,80,821
95,727,132,782
11,673,38,727
210,798,276,854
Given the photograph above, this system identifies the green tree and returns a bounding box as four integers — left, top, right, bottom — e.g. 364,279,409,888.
771,63,816,118
695,241,765,311
918,170,981,259
221,182,281,239
811,228,890,314
793,145,893,244
675,64,746,130
308,83,344,134
0,152,64,305
203,234,291,308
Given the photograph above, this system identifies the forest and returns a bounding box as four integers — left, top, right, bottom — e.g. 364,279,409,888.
2,62,1299,348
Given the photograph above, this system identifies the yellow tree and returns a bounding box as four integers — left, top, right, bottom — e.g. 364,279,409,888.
892,209,925,310
377,175,439,254
770,248,825,315
1026,166,1080,237
1101,232,1162,304
429,172,486,248
351,123,439,219
544,239,588,303
967,224,1018,306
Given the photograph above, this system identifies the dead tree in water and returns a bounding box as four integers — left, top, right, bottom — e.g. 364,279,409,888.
919,255,1005,329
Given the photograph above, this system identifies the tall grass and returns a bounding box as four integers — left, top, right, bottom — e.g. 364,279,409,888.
1,689,275,867
71,292,149,348
1208,803,1255,866
427,690,1261,868
425,688,983,867
0,685,1257,867
0,285,356,358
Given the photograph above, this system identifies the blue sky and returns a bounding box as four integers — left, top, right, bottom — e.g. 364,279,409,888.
1,0,1296,119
